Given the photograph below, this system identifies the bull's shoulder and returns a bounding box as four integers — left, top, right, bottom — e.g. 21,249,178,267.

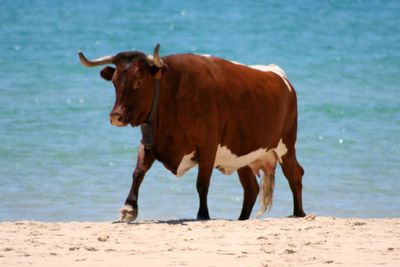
164,53,225,85
163,53,214,67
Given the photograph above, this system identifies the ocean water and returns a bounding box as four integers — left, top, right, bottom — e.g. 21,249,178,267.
1,0,399,222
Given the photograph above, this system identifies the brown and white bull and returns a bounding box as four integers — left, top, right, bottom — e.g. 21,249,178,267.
78,44,305,221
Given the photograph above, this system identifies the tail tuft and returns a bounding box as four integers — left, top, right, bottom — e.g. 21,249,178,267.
256,172,275,218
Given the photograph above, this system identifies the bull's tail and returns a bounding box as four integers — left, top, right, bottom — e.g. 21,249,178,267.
255,171,275,218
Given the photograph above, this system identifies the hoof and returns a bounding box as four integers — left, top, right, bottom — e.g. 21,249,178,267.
197,214,210,220
294,211,306,218
119,205,138,222
288,212,306,218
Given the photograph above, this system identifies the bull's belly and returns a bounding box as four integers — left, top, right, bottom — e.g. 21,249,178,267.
176,139,287,177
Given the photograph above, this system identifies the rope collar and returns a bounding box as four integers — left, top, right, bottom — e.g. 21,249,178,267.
140,75,161,151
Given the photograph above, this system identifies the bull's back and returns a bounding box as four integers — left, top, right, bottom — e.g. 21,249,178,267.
201,56,296,153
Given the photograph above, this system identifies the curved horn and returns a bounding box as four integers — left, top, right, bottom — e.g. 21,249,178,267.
153,44,165,68
78,51,114,67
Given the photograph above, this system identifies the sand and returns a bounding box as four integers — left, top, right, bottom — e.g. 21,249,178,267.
0,216,399,267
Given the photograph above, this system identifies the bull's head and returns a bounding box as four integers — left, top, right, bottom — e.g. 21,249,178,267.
78,44,165,127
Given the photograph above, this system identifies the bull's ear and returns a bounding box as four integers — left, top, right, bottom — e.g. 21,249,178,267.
100,66,115,81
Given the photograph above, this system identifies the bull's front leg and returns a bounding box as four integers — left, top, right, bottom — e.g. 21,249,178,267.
119,143,155,222
196,148,217,220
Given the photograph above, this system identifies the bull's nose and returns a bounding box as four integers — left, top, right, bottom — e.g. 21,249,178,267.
109,112,125,127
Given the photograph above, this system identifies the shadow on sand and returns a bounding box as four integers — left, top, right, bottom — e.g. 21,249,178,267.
112,218,232,226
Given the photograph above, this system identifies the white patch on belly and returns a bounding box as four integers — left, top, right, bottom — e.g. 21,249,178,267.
175,139,287,177
214,146,268,175
215,139,287,175
176,151,197,177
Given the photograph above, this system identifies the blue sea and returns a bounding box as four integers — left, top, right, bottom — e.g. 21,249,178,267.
1,0,399,222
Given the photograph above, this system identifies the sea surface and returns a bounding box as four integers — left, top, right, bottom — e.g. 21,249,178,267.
1,0,399,221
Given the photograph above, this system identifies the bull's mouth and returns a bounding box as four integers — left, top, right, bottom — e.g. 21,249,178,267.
113,121,129,127
130,121,141,127
111,120,129,127
110,110,144,128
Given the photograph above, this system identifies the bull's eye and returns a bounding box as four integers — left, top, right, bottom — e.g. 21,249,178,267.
133,79,142,90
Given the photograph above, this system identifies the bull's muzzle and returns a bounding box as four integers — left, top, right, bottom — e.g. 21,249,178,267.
109,110,127,127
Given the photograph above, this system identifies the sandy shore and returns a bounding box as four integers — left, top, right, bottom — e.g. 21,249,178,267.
0,216,399,266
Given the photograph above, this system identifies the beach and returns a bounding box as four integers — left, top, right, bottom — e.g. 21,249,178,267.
1,216,399,266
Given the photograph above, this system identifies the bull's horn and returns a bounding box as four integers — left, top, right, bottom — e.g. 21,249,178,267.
78,51,114,67
153,44,165,68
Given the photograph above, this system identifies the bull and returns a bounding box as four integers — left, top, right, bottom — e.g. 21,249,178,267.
78,44,306,221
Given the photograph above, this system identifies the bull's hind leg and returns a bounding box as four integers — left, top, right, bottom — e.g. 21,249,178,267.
281,148,306,217
237,166,259,220
119,143,155,222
